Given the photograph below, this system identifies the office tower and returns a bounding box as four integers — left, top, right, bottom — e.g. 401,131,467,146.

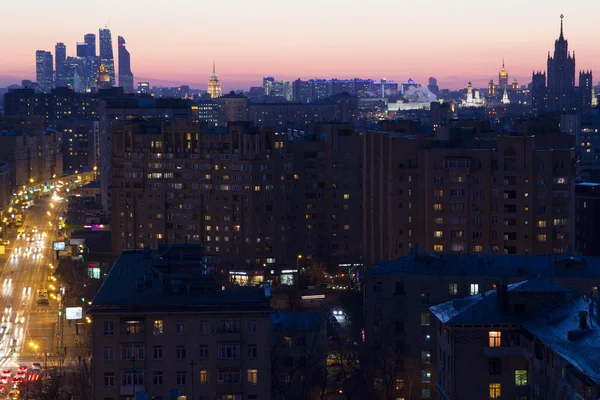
427,76,439,96
488,79,496,97
498,59,508,89
35,50,54,92
363,127,576,267
262,76,274,92
431,279,600,399
117,36,133,92
364,254,600,400
76,42,89,57
99,27,115,86
89,244,273,400
207,61,222,98
84,33,96,57
54,42,66,87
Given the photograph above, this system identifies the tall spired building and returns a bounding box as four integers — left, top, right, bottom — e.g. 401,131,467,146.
118,36,134,92
99,27,115,86
498,59,508,90
532,15,593,115
207,61,222,98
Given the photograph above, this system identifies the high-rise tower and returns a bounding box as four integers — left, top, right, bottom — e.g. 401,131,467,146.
118,36,134,92
35,50,54,92
84,33,96,57
533,15,592,115
99,27,115,86
207,61,223,98
55,42,66,87
498,59,508,90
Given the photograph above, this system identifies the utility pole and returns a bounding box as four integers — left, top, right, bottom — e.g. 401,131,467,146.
189,360,196,400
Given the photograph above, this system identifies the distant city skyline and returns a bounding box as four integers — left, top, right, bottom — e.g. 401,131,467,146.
1,1,598,90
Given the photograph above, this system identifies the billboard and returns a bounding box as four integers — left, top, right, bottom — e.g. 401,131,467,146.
65,307,83,320
53,241,66,251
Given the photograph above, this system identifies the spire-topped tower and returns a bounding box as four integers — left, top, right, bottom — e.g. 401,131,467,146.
548,14,575,90
207,61,222,98
499,58,509,90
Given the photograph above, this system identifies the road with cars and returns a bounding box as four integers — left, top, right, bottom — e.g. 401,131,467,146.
0,192,66,397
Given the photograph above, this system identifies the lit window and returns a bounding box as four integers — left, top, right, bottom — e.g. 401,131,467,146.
489,383,501,398
536,220,547,228
421,351,431,364
515,370,528,387
433,231,443,239
470,284,479,295
433,245,443,252
448,283,457,295
421,313,430,326
199,370,208,385
344,224,351,230
488,331,501,347
473,245,483,253
153,320,163,335
247,369,258,385
421,370,431,383
343,193,350,199
537,234,547,242
433,204,443,211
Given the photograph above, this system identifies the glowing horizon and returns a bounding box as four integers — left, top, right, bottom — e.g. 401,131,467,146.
0,1,599,91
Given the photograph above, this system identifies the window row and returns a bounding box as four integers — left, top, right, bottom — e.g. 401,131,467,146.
103,343,258,361
103,319,258,336
103,368,259,387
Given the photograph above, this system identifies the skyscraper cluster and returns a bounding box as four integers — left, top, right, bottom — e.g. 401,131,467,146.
33,27,134,93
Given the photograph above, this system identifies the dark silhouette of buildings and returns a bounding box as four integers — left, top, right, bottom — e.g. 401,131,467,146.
532,16,593,115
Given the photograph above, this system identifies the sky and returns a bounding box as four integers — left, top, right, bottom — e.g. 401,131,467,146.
1,0,599,91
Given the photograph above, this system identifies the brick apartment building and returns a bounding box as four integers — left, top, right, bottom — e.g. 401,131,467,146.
363,251,600,400
431,279,600,400
89,244,273,400
0,115,63,186
110,119,362,273
363,128,576,267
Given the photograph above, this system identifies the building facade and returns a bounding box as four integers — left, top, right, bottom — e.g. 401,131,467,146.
89,245,273,400
363,128,576,267
118,36,134,93
36,50,54,93
110,120,362,272
99,27,115,87
430,279,600,400
364,252,600,400
575,182,600,256
55,42,67,88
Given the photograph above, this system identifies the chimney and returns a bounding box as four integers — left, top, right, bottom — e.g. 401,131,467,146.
496,283,508,313
578,310,589,329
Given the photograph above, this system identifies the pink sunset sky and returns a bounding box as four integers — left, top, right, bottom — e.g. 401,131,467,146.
1,0,599,91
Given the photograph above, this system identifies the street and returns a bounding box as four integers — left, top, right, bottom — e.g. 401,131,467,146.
0,195,65,370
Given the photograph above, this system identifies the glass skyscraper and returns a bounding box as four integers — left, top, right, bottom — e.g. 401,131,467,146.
84,33,96,57
35,50,54,92
99,27,115,86
55,42,66,87
118,36,134,92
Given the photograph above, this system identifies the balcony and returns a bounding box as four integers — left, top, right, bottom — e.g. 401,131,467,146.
120,385,145,396
483,344,530,358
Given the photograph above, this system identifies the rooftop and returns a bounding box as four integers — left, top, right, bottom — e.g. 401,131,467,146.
364,251,600,280
90,244,271,314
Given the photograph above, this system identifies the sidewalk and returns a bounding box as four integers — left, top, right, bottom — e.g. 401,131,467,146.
60,318,91,365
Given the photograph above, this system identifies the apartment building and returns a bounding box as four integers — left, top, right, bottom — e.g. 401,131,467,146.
0,115,63,186
575,182,600,256
110,119,362,272
363,129,576,267
98,96,193,215
430,279,600,400
89,244,272,400
363,251,600,400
